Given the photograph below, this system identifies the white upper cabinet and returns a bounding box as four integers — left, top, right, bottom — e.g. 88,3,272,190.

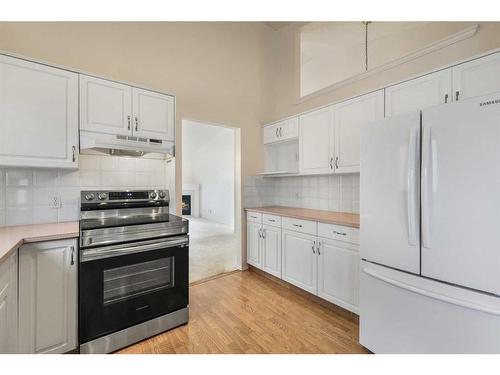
334,90,384,174
452,52,500,101
299,106,335,175
132,88,175,141
0,251,18,354
80,75,132,136
385,70,452,117
18,239,77,354
80,75,175,141
0,54,79,169
263,117,298,145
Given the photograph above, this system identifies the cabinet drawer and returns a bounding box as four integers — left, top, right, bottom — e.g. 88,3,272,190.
282,217,317,235
247,212,262,223
262,214,281,227
318,222,359,245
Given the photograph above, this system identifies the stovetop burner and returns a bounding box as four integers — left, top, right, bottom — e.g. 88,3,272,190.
80,189,186,231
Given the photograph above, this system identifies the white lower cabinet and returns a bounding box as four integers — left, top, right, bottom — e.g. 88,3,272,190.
0,251,18,354
317,238,359,313
247,220,282,278
282,230,317,294
261,225,281,278
18,239,77,354
247,221,262,268
247,211,359,314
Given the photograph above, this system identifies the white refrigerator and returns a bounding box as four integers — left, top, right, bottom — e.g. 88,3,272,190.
360,92,500,353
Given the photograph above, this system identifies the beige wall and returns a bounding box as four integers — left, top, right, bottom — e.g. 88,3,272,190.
0,22,274,214
2,21,500,215
264,22,500,123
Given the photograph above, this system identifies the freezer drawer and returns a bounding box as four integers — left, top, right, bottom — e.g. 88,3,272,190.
360,261,500,353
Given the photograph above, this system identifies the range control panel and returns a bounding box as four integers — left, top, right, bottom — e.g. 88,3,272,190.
81,189,169,203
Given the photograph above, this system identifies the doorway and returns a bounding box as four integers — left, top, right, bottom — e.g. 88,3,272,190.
182,119,240,283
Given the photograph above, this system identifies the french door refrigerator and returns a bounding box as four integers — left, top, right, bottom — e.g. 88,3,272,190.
359,92,500,353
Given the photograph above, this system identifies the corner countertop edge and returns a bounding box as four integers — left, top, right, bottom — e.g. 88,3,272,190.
0,222,79,264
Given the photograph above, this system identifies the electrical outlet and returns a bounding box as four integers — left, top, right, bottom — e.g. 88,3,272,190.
50,196,62,209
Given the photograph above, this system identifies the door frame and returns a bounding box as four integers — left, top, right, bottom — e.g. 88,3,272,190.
179,117,243,270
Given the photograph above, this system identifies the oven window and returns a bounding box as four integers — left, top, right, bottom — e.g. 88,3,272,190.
103,257,174,305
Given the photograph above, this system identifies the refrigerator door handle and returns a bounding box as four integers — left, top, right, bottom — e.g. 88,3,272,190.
422,125,432,248
363,266,500,316
407,127,418,246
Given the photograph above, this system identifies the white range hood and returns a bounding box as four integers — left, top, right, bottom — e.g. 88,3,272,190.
80,130,175,157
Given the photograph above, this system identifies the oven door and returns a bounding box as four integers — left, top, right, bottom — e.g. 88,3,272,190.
79,235,189,344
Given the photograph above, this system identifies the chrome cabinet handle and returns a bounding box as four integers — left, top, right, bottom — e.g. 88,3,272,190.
317,242,321,255
70,246,75,265
279,127,282,137
268,219,275,222
444,93,449,104
276,128,279,137
312,241,316,254
293,224,302,228
330,157,333,169
127,115,131,130
72,146,76,162
455,91,459,101
335,157,339,169
135,117,139,131
333,230,347,236
262,229,266,239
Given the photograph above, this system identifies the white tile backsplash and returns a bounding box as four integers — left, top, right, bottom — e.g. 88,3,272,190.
243,173,360,214
6,169,33,187
0,153,173,227
34,170,58,187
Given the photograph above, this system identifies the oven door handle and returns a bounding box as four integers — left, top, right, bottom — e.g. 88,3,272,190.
80,235,189,262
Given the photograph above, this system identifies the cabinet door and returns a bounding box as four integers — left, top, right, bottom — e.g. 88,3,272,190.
263,123,281,144
385,69,452,117
262,225,281,278
452,52,500,101
282,230,317,294
132,88,175,141
334,90,384,174
0,251,18,354
317,239,359,313
279,117,299,141
79,74,132,136
299,106,334,175
247,222,262,268
0,54,78,169
19,239,77,354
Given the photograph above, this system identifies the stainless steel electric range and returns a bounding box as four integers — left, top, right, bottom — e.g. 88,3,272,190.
78,189,189,354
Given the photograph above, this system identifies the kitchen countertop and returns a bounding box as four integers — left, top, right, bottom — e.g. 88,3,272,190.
246,206,360,228
0,222,79,263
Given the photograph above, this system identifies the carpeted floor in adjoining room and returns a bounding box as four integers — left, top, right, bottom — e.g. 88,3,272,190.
186,216,238,283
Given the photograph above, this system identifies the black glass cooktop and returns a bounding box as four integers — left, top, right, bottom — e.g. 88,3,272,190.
80,213,187,230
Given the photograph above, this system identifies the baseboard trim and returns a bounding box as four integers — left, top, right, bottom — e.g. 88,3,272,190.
248,266,359,323
189,269,241,286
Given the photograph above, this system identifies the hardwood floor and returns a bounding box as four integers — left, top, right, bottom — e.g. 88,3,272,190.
117,270,370,354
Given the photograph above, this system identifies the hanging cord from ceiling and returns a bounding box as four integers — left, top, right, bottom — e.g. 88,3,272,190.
363,21,372,71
